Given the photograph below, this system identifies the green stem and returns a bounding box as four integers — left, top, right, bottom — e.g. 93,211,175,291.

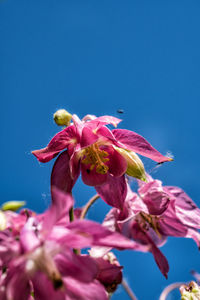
80,194,100,219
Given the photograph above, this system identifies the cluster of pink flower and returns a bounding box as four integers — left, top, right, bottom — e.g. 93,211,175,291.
1,110,200,300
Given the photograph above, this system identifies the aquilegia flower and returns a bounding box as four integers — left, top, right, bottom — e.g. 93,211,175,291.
101,175,200,278
32,112,172,208
0,187,139,300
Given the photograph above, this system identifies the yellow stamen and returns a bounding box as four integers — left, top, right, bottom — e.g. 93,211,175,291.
81,143,109,175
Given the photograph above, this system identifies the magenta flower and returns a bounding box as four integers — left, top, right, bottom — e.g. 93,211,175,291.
32,113,172,208
102,176,200,278
0,187,138,300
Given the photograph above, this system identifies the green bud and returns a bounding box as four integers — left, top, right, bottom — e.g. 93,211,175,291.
0,211,7,230
114,147,147,181
2,201,26,212
180,281,200,300
53,109,72,126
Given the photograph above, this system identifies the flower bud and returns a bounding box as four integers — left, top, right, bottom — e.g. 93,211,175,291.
180,281,200,300
114,147,146,181
53,109,72,126
1,201,26,212
0,211,7,230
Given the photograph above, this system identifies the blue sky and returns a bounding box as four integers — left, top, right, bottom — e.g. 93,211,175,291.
0,1,200,299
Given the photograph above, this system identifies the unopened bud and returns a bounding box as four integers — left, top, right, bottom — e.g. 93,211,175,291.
114,147,146,181
0,211,7,230
53,109,72,126
1,201,26,212
180,281,200,300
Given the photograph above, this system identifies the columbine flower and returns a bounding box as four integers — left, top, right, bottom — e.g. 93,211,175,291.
101,175,200,278
32,112,172,208
0,187,138,300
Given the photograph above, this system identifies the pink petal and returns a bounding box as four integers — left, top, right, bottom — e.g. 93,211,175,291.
88,116,122,128
42,187,74,235
138,180,170,215
51,150,79,194
105,146,127,177
165,186,200,228
66,220,138,250
95,174,127,209
32,125,79,163
63,277,108,300
55,252,98,283
32,272,65,300
112,129,173,163
81,163,108,186
81,126,99,147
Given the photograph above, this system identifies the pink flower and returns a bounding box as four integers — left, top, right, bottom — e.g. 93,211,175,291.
0,188,138,300
102,176,200,278
32,114,172,208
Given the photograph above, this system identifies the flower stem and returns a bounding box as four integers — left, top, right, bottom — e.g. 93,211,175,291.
159,282,184,300
122,279,138,300
80,194,100,219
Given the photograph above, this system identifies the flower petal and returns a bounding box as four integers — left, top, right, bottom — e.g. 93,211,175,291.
32,125,78,163
51,150,79,194
81,163,108,186
95,174,127,209
112,129,172,163
106,146,127,177
63,277,108,300
66,220,138,250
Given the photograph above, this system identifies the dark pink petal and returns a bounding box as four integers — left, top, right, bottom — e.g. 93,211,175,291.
55,252,98,283
138,180,170,215
51,150,79,194
165,186,200,228
81,163,108,186
105,146,127,177
42,187,74,235
96,174,127,209
32,125,78,163
150,244,169,279
5,267,31,300
66,220,138,250
32,272,65,300
81,126,99,147
96,126,117,140
94,257,122,292
159,205,188,237
69,148,81,179
63,277,108,300
131,223,169,278
112,129,172,163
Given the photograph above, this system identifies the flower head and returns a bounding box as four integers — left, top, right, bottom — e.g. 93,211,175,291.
32,112,172,208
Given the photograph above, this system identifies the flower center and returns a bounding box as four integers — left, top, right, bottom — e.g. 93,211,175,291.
81,143,109,174
137,212,162,239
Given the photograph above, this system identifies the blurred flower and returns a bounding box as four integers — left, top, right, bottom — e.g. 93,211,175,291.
0,187,138,300
180,281,200,300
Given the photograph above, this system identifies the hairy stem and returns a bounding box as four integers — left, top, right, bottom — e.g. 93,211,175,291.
80,194,100,219
122,279,138,300
159,282,184,300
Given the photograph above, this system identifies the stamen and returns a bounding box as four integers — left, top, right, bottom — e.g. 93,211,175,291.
81,143,109,175
139,212,162,239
